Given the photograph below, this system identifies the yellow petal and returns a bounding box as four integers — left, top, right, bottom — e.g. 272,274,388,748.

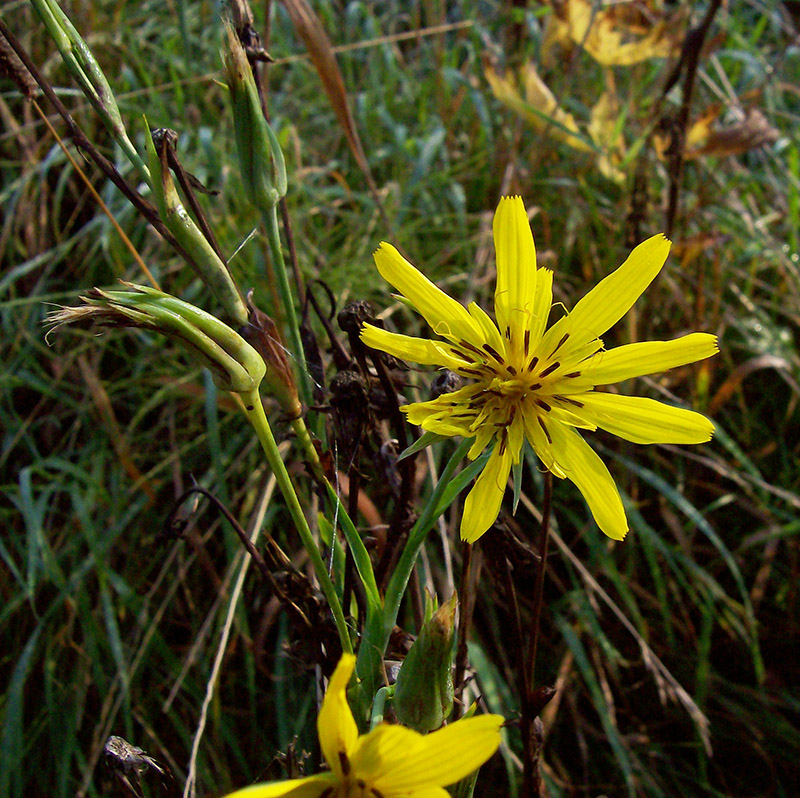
527,267,554,350
460,444,513,542
222,774,338,798
540,235,670,360
317,654,358,779
403,386,483,427
547,423,628,540
360,324,462,367
581,333,719,384
364,715,503,792
467,301,506,356
577,393,715,444
493,196,537,345
421,412,476,438
373,243,483,345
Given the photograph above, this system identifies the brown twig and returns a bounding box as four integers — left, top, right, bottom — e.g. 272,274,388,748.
663,0,724,237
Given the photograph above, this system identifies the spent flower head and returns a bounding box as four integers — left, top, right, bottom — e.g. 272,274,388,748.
361,196,718,542
224,653,502,798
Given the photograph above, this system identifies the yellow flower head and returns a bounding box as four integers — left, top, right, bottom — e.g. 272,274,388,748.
361,196,718,543
224,654,503,798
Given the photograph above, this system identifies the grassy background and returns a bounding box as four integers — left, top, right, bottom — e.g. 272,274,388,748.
2,0,799,796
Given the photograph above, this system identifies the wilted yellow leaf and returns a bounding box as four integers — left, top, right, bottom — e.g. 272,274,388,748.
485,61,593,153
588,89,626,182
546,0,685,66
686,109,780,160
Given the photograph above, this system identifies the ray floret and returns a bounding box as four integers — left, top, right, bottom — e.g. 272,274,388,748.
361,196,718,542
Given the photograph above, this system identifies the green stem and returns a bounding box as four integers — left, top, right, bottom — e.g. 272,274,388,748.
243,390,351,654
382,438,474,647
290,415,385,703
263,205,312,405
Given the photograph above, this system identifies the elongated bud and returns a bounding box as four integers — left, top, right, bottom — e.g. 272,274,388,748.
394,593,457,732
29,0,147,178
145,128,249,326
48,283,265,394
223,24,287,211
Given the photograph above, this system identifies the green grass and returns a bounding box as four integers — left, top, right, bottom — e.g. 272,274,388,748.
2,1,800,796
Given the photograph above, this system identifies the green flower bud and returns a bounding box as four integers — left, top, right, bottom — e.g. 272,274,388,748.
223,24,287,212
30,0,146,179
394,593,457,733
48,283,265,394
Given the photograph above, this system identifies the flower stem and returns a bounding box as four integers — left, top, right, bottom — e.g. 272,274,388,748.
382,438,474,647
522,470,553,798
242,390,352,654
452,541,473,720
262,205,313,405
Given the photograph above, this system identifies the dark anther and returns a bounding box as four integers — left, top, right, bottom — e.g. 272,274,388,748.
482,344,505,363
535,399,551,412
528,382,542,392
556,395,584,407
505,326,512,339
506,365,518,375
550,333,570,357
526,356,539,372
523,329,531,356
538,417,552,443
459,340,484,357
539,361,560,378
430,370,462,400
564,371,582,378
338,751,352,776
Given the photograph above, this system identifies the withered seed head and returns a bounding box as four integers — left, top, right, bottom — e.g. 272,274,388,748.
337,300,375,336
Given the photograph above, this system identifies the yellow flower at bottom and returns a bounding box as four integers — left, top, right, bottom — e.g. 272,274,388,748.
361,196,718,543
224,654,503,798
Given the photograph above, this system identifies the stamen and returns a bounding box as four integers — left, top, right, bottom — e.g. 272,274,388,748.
528,382,542,392
556,395,584,407
371,790,386,798
539,361,560,378
482,343,505,363
458,367,484,377
535,399,551,412
550,332,570,357
339,751,351,776
505,326,512,340
564,371,581,378
523,329,531,356
506,365,518,375
538,417,552,443
460,340,484,357
526,356,539,372
499,430,508,455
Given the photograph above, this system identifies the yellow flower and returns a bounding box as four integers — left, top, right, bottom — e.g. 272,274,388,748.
361,196,718,543
224,654,503,798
